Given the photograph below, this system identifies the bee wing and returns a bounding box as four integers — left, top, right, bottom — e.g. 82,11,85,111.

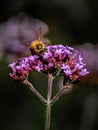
18,27,43,46
0,12,49,48
18,14,49,46
34,27,42,41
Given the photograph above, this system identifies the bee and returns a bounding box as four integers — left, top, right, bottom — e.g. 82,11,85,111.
30,27,48,54
19,26,50,55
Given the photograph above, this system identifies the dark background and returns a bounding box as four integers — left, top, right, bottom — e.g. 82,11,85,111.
0,0,98,130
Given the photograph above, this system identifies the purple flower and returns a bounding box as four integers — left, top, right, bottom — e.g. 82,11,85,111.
43,51,52,59
36,63,44,72
79,69,89,76
9,44,89,83
61,64,72,76
9,61,29,80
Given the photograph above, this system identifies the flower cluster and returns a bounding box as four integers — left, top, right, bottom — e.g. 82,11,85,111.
9,44,89,83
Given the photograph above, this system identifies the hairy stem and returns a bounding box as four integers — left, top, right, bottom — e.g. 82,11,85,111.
50,84,72,105
45,103,51,130
45,74,54,130
23,77,72,130
23,79,47,104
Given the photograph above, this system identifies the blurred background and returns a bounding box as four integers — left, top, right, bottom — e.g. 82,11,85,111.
0,0,98,130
